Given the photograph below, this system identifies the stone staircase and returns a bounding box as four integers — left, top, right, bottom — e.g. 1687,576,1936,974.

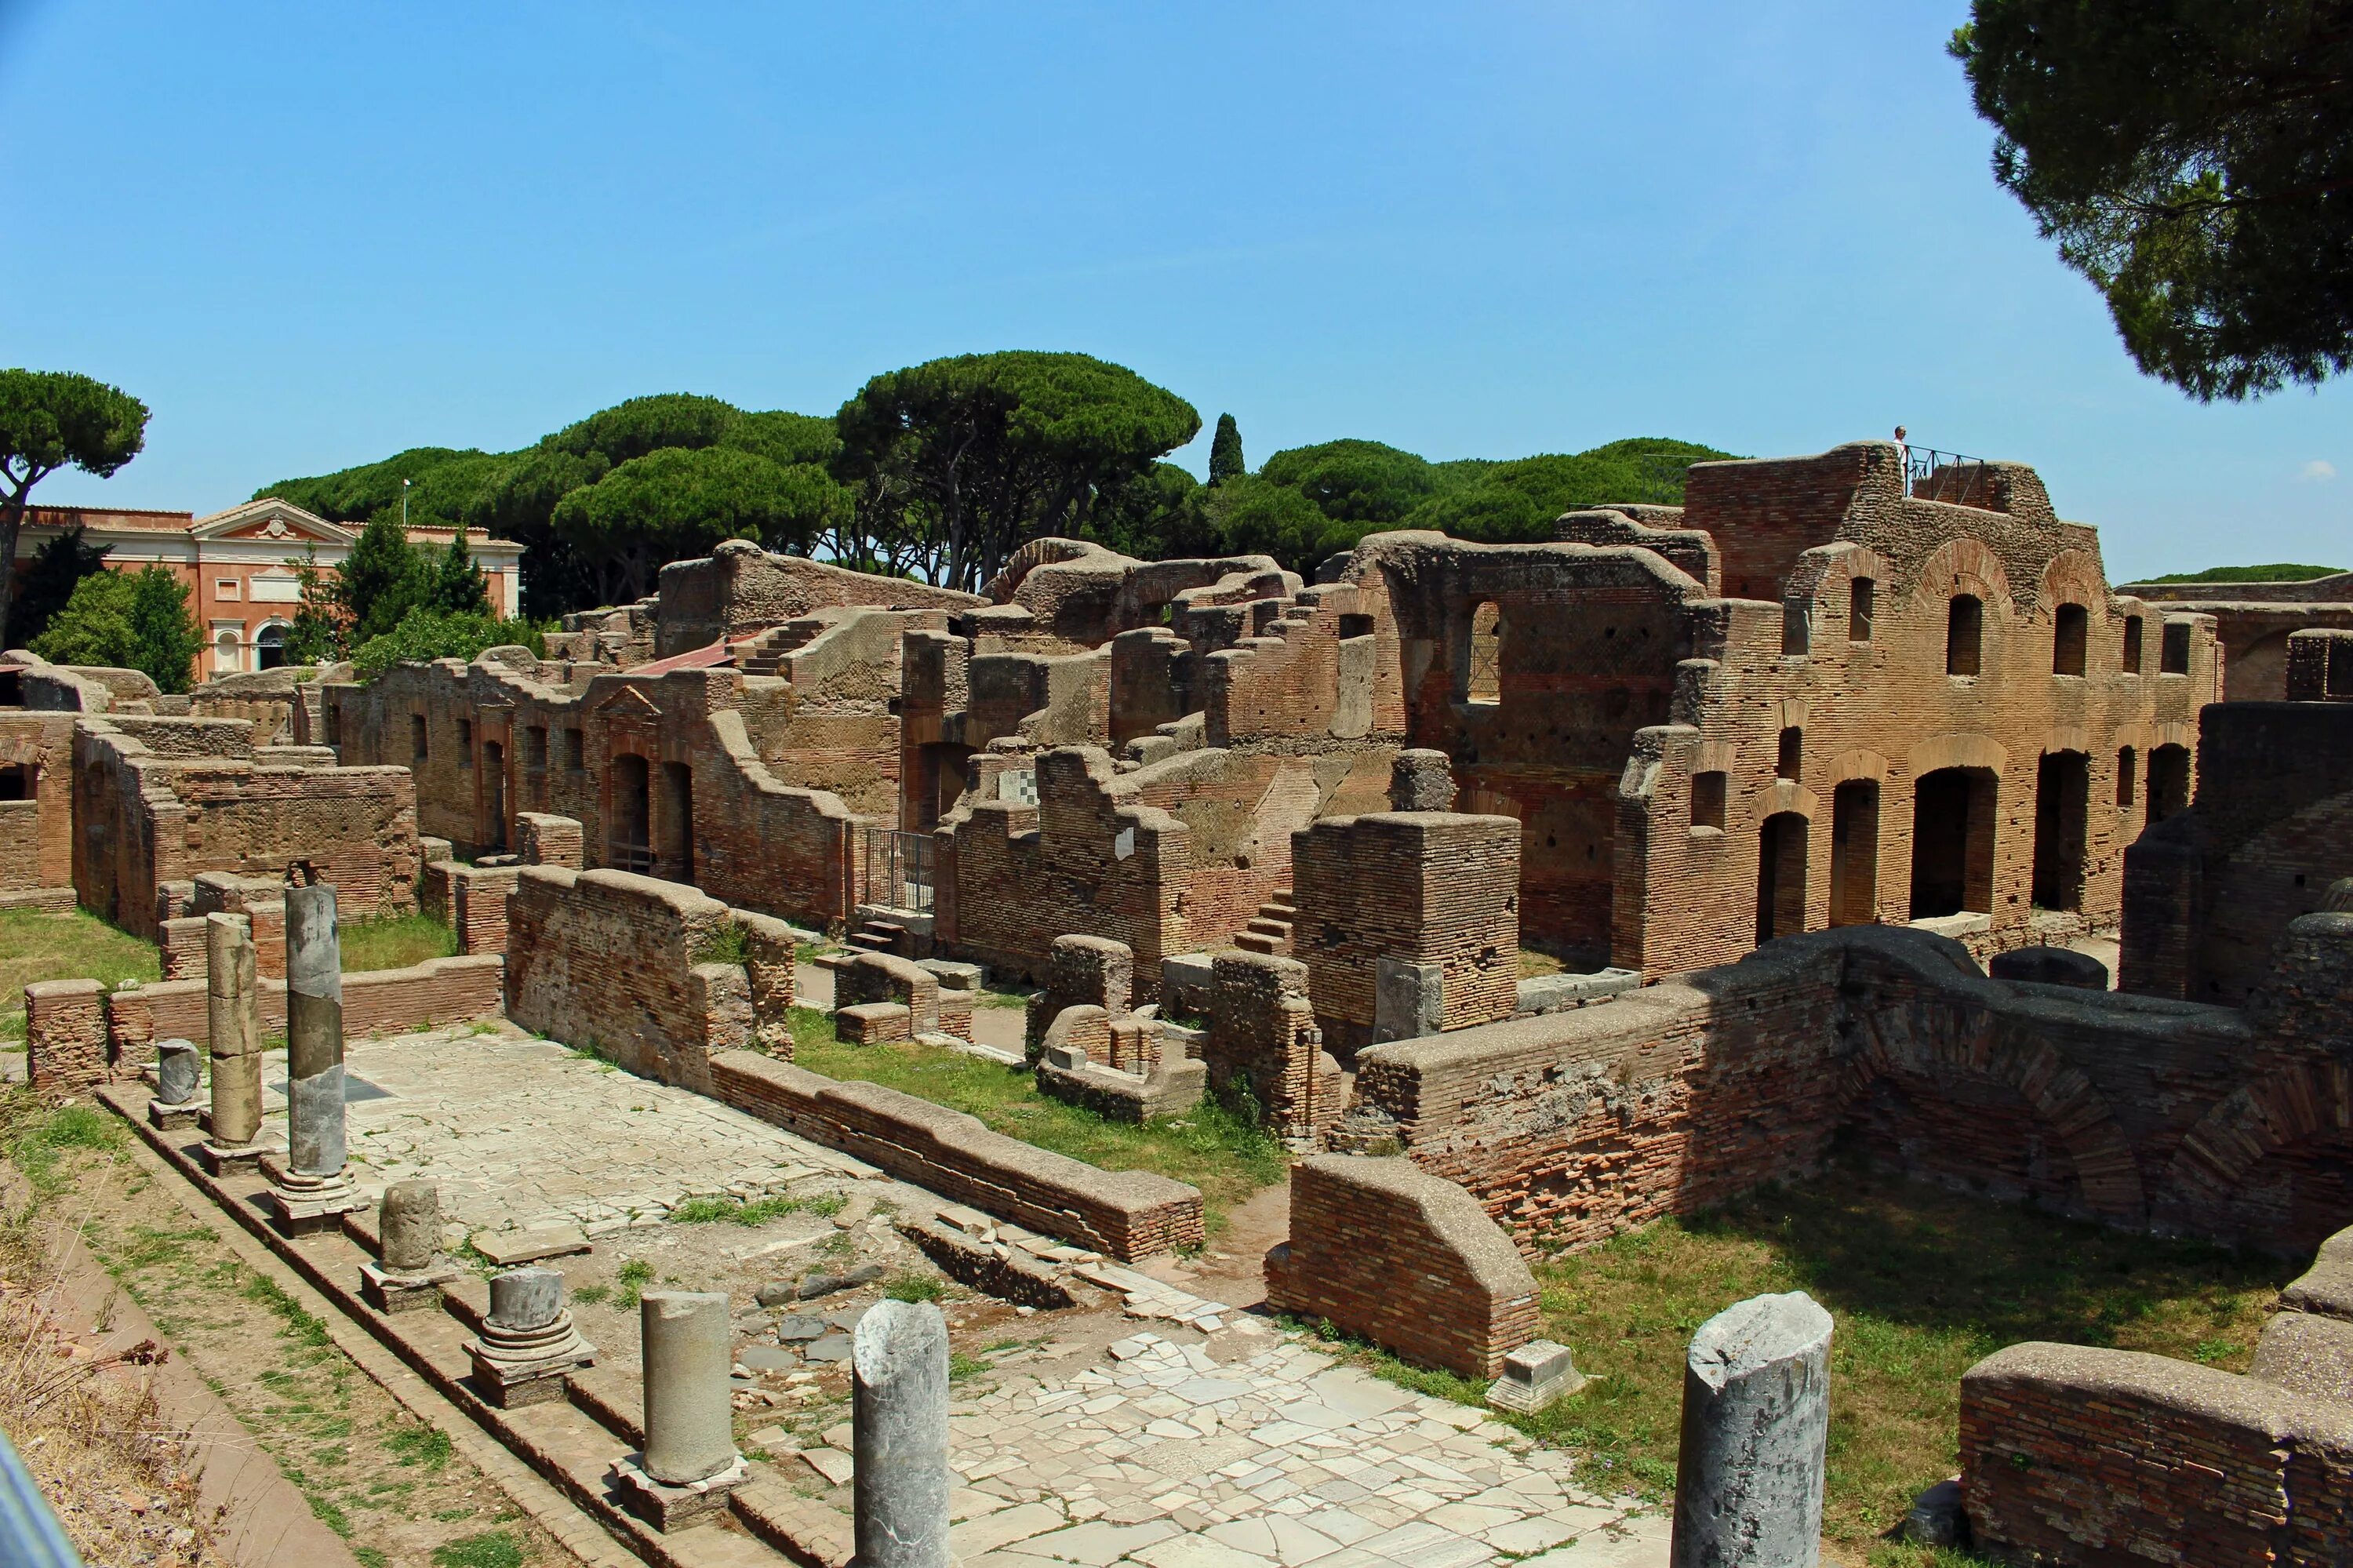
736,617,831,678
1231,889,1295,955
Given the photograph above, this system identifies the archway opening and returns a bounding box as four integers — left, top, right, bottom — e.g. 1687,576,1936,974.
1830,780,1878,926
2031,751,2089,911
2148,744,2191,822
1465,602,1502,704
609,754,652,873
1946,595,1983,676
480,741,507,853
1755,811,1809,944
256,624,287,671
2052,604,2087,676
1910,766,1996,919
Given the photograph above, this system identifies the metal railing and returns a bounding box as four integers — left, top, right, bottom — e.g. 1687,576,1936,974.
1901,443,1995,508
864,828,935,914
608,841,656,875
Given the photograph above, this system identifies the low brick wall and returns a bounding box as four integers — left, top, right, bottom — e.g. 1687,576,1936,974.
103,955,505,1058
449,864,519,956
1264,1155,1539,1378
25,979,109,1087
1960,1341,2353,1563
707,1049,1203,1260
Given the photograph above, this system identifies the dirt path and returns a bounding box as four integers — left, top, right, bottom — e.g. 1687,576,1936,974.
62,1125,586,1568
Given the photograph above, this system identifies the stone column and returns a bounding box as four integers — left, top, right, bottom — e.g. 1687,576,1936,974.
614,1290,747,1530
198,914,267,1171
467,1265,594,1406
264,879,362,1234
1671,1290,1834,1568
283,880,346,1174
360,1180,463,1313
147,1038,202,1130
853,1297,951,1568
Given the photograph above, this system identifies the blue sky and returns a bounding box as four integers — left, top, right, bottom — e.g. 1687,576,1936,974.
4,0,2345,579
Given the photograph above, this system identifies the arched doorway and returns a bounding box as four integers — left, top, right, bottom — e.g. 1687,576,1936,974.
256,624,288,671
660,761,695,881
1910,767,1997,919
1755,812,1809,944
1830,780,1878,926
2148,744,2191,822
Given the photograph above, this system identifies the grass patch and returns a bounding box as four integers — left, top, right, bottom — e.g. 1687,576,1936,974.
1517,948,1566,978
883,1272,946,1303
974,985,1031,1010
387,1425,453,1470
573,1283,609,1304
788,1006,1286,1235
615,1259,654,1310
340,911,459,973
669,1191,841,1226
431,1530,524,1568
10,1100,125,1194
1438,1163,2290,1547
0,908,160,1039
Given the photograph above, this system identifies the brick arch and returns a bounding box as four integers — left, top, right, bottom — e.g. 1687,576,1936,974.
1905,732,2007,778
2155,1062,2353,1231
1824,748,1889,785
1838,1000,2148,1221
1737,780,1817,831
2036,549,2108,619
1912,537,2014,612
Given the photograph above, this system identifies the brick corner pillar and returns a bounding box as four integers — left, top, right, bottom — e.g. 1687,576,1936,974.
25,978,110,1089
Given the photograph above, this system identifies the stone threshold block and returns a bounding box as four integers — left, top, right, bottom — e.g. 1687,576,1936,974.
195,1134,278,1175
358,1258,465,1315
147,1097,203,1131
610,1452,749,1532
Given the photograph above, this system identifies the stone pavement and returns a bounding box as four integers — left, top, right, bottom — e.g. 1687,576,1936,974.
288,1024,874,1240
926,1332,1663,1567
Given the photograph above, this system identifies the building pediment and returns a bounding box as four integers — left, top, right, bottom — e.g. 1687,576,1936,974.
589,686,663,722
191,498,357,547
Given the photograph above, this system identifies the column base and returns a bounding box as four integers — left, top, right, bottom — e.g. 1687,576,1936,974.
610,1453,747,1532
147,1098,202,1131
358,1259,464,1315
197,1137,278,1175
467,1315,595,1409
261,1155,365,1236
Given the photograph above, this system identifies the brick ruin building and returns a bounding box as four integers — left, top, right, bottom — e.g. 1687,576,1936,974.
2122,567,2353,701
10,436,2351,1560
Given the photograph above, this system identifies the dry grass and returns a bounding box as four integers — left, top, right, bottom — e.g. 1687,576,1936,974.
0,1097,230,1566
1316,1162,2288,1564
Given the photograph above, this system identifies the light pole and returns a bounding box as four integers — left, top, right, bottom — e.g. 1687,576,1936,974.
402,477,410,530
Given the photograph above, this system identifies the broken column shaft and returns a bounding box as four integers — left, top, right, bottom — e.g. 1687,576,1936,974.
1671,1290,1834,1568
614,1290,746,1530
200,914,265,1167
853,1297,951,1568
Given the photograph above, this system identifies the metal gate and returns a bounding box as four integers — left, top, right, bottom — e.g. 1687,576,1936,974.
863,828,935,913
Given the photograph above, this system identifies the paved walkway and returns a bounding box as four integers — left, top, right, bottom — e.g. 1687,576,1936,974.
312,1025,871,1239
933,1333,1662,1567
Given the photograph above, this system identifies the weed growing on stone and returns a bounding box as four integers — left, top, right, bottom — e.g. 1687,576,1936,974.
882,1272,945,1303
667,1191,837,1226
693,924,752,966
790,1007,1286,1235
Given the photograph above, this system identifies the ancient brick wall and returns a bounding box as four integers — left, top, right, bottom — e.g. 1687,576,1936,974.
1291,811,1520,1051
1264,1155,1540,1378
2287,628,2353,702
1344,921,2353,1258
1205,951,1340,1142
449,864,519,956
99,955,504,1059
0,712,75,899
503,867,766,1093
707,1049,1204,1259
2122,701,2353,1002
71,719,419,940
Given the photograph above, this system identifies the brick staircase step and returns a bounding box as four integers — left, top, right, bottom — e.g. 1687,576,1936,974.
1244,917,1293,940
1233,931,1282,955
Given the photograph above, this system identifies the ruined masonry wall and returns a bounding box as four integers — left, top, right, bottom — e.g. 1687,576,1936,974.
1264,1155,1540,1379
